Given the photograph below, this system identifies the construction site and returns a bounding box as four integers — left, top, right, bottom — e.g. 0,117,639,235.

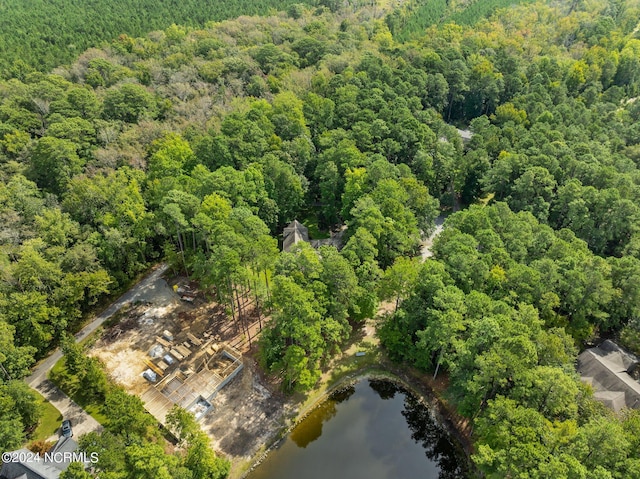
90,274,288,460
140,338,243,425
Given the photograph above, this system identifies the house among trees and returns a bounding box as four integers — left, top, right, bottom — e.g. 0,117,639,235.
577,340,640,411
282,220,310,252
282,220,345,252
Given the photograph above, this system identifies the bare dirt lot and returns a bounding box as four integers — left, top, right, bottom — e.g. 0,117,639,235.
202,359,288,459
91,301,181,395
89,274,288,463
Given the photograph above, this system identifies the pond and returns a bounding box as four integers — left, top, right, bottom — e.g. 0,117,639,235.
248,379,468,479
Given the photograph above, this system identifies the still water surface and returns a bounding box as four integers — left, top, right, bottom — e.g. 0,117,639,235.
249,379,468,479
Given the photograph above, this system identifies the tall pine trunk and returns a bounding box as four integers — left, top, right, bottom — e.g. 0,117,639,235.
235,287,251,348
253,277,262,331
175,223,189,278
263,269,272,312
433,347,444,379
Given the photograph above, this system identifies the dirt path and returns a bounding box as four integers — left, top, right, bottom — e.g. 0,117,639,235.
25,263,169,438
420,214,445,261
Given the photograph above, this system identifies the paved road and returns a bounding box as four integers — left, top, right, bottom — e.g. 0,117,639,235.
26,263,169,439
31,380,102,440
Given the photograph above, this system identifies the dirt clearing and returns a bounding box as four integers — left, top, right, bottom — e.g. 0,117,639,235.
202,359,288,459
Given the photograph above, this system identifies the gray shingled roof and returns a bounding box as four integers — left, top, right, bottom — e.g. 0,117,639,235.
0,449,60,479
0,438,79,479
47,437,78,471
282,220,309,252
456,128,474,142
577,340,640,411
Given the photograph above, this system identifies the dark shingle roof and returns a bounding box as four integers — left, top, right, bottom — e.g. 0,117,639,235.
282,220,309,252
47,437,78,471
578,340,640,411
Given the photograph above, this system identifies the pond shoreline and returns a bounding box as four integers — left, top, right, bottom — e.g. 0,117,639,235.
239,361,475,479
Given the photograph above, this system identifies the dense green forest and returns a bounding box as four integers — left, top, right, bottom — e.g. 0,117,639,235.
0,0,326,78
386,0,537,40
1,0,640,477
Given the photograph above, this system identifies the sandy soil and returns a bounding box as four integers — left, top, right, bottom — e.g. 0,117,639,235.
202,359,288,460
91,301,182,395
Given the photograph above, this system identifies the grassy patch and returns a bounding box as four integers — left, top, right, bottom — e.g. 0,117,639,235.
476,192,495,206
30,391,63,443
325,341,382,387
49,355,67,380
82,403,108,425
48,356,109,426
301,214,330,240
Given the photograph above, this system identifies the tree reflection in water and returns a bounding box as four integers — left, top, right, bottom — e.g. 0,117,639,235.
290,386,356,448
369,380,468,479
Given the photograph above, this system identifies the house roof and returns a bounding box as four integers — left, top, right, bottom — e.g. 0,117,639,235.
47,437,78,471
0,438,79,479
577,340,640,411
282,220,309,252
0,449,61,479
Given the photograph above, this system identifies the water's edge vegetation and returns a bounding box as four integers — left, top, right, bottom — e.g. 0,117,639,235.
243,366,473,479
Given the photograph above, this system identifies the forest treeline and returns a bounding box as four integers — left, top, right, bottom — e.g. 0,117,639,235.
388,0,640,42
0,0,322,78
1,0,640,477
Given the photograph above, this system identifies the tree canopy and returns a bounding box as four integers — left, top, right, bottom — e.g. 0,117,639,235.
2,0,640,477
